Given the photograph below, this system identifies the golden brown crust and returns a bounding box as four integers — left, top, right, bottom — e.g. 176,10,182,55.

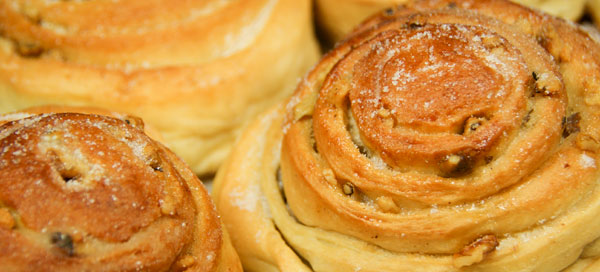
0,0,320,175
0,111,242,272
0,105,164,141
215,0,600,271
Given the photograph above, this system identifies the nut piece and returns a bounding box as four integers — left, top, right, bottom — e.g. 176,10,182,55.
383,117,395,128
533,72,561,97
440,154,471,176
159,198,176,215
322,169,337,186
446,155,462,166
453,235,499,268
376,196,398,212
377,108,391,118
176,255,196,269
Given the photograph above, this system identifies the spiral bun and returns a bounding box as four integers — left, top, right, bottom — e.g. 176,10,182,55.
0,111,241,271
0,0,320,175
214,0,600,271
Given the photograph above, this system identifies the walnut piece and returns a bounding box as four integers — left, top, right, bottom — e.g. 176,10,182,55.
453,234,499,268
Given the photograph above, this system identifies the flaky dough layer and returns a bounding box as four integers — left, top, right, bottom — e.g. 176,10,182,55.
0,110,241,271
0,0,320,175
214,0,600,271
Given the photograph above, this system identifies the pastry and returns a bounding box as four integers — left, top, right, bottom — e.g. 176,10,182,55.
213,0,600,271
316,0,586,45
0,110,242,271
0,0,320,175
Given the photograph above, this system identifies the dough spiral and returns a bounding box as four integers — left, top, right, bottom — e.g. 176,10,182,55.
0,0,320,175
214,0,600,271
0,111,242,271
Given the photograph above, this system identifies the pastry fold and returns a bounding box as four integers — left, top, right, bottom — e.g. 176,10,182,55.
0,0,320,175
0,110,242,271
214,0,600,271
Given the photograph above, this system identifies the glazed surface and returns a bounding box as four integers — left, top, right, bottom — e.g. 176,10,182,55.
0,112,241,271
214,0,600,271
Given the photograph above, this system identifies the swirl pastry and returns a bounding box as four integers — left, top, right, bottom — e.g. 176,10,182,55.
316,0,585,45
213,0,600,271
0,111,242,271
0,0,320,175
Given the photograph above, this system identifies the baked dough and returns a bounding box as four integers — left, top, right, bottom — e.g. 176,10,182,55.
0,0,320,175
316,0,586,45
0,110,242,271
214,0,600,271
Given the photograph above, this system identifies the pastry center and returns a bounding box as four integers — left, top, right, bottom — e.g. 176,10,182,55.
337,24,529,171
350,25,518,134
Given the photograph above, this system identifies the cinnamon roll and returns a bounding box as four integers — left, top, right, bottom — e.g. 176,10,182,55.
316,0,585,45
0,0,320,175
0,111,242,271
213,0,600,271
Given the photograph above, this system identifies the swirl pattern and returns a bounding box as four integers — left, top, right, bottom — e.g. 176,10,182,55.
0,0,319,175
0,112,241,271
214,0,600,271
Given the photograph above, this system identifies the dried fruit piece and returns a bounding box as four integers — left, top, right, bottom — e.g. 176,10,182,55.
562,113,581,138
51,232,75,257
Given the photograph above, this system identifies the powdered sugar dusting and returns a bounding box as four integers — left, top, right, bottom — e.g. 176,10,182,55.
229,184,262,213
126,138,148,162
369,155,388,170
579,154,596,169
0,112,34,123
